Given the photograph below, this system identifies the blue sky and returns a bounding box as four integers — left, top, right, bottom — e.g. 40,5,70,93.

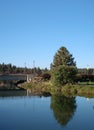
0,0,94,69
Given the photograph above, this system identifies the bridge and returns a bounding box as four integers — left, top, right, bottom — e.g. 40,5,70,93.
0,74,34,83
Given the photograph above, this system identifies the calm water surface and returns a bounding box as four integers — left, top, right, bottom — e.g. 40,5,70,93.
0,90,94,130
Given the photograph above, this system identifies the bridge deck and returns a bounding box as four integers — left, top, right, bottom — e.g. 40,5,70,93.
0,74,27,81
0,74,34,82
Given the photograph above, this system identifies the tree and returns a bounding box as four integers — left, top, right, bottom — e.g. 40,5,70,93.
51,47,76,69
51,46,77,86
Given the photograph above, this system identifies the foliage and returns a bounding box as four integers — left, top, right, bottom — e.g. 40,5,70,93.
22,80,94,97
51,47,76,69
61,84,94,97
51,46,77,86
42,73,51,81
22,81,53,95
51,65,77,86
78,68,94,75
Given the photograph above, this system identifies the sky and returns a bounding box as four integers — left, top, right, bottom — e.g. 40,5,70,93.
0,0,94,69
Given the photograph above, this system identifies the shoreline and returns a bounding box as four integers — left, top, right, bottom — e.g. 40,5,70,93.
21,81,94,98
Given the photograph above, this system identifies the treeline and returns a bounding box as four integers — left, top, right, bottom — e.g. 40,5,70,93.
78,68,94,75
0,63,48,75
77,68,94,82
1,63,94,78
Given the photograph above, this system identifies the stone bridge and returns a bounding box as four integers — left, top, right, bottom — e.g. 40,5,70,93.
0,74,34,82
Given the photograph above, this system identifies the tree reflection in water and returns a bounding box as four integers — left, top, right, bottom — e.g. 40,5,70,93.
51,95,77,126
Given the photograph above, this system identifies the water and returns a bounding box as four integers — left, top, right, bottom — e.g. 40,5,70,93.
0,91,94,130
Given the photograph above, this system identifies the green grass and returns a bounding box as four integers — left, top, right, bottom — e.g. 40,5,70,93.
78,82,94,85
61,84,94,97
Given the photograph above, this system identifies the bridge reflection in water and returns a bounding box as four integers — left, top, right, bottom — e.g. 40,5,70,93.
0,90,27,97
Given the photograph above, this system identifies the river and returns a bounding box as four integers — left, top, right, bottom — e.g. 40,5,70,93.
0,90,94,130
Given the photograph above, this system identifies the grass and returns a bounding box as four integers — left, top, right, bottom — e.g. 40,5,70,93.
78,81,94,85
61,84,94,97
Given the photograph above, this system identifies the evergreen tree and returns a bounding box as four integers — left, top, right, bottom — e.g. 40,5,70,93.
51,46,77,86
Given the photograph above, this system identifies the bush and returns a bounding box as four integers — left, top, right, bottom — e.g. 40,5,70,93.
42,73,51,81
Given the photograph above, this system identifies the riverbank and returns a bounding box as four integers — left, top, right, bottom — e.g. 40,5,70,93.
21,81,94,97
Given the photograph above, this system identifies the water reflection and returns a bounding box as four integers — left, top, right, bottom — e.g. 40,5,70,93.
51,95,77,126
0,90,27,97
0,91,94,130
0,80,25,90
0,80,15,87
